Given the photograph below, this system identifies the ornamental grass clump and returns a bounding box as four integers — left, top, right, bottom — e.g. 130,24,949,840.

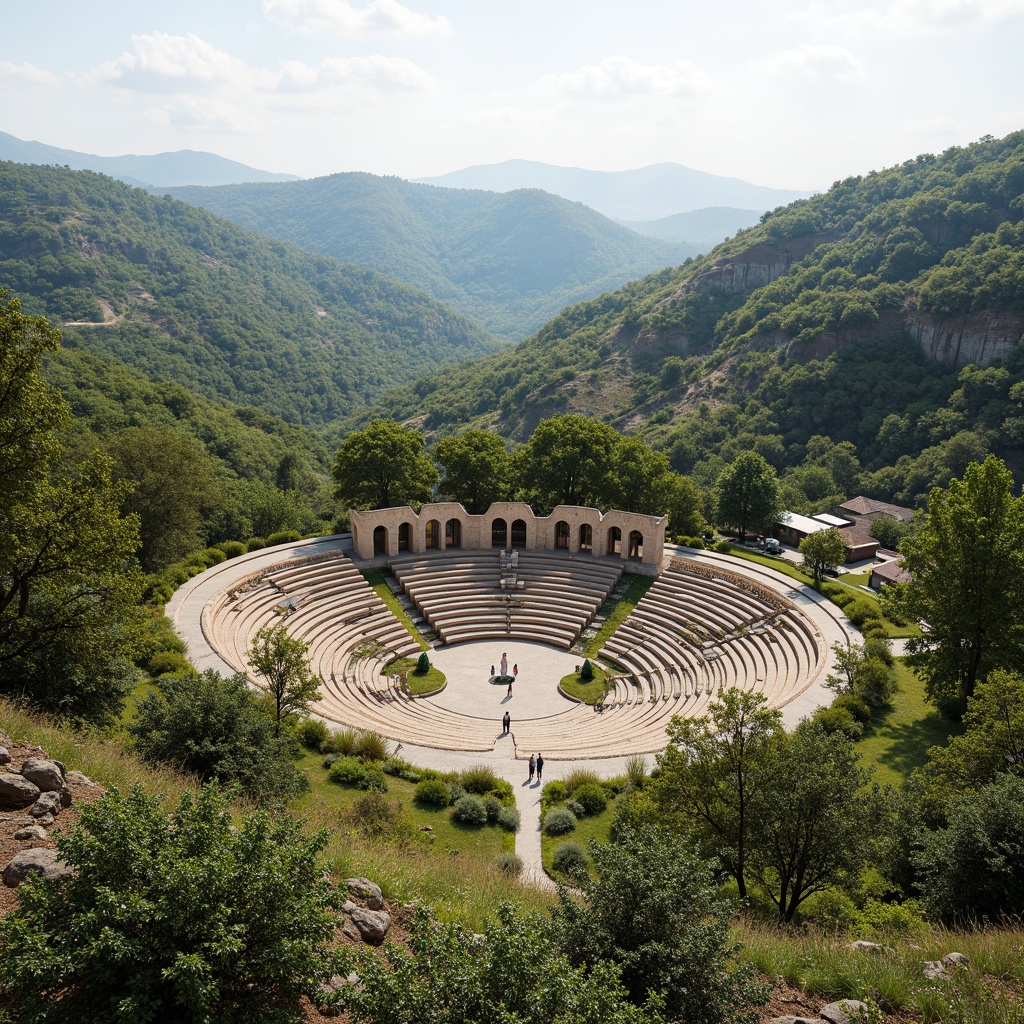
544,807,577,836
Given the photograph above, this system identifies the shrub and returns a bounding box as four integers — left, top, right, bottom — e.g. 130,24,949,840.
563,768,602,794
246,536,267,551
322,754,339,768
565,799,585,818
267,530,302,546
855,657,899,708
830,588,855,608
543,780,567,803
451,794,487,827
353,730,389,761
484,795,503,823
147,650,189,677
0,785,341,1023
845,598,881,628
382,756,412,777
328,756,368,788
800,888,859,932
857,897,928,938
321,727,358,757
812,705,864,739
497,805,521,833
415,777,451,807
580,659,594,681
819,581,844,600
544,807,578,836
832,693,873,724
624,755,648,788
217,540,248,559
296,717,330,750
362,765,388,792
203,547,227,565
459,765,502,795
861,621,889,638
714,540,732,554
573,783,608,816
416,652,430,674
497,851,523,875
552,841,589,876
349,791,405,840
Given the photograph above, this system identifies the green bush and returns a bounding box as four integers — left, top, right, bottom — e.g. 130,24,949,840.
147,650,190,677
459,765,503,796
415,777,451,807
202,547,227,565
0,785,341,1022
328,757,368,788
580,659,594,681
544,807,578,836
296,717,330,750
552,841,589,876
217,540,248,559
573,783,608,816
321,727,358,756
497,851,523,875
451,794,488,827
353,730,389,761
819,581,844,600
829,588,855,608
565,799,585,818
484,795,503,823
799,888,859,932
845,598,881,628
349,791,405,840
416,651,430,674
857,897,928,939
497,805,521,833
714,540,732,554
832,693,873,724
861,621,889,638
624,755,648,788
382,756,412,777
246,536,267,551
267,530,302,546
812,705,864,739
543,780,567,803
362,765,388,792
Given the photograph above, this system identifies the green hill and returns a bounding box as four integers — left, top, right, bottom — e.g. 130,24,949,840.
163,174,691,339
361,131,1024,503
0,162,496,427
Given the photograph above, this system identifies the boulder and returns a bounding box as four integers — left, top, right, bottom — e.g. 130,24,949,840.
65,770,98,788
2,847,72,887
0,747,10,765
820,1001,869,1024
342,902,391,945
14,824,48,841
31,792,63,818
768,1017,824,1024
346,876,385,910
847,940,887,954
20,758,68,799
34,812,55,827
923,960,947,980
942,951,970,968
0,729,11,748
0,772,41,809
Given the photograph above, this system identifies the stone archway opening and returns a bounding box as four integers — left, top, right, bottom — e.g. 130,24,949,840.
555,520,570,550
510,518,527,548
373,525,388,555
608,525,622,555
579,523,593,553
491,518,508,548
398,522,411,552
628,530,644,561
445,518,462,548
425,519,440,549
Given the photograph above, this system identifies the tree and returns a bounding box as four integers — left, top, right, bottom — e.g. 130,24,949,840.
434,429,512,513
714,451,783,542
748,723,879,922
650,689,782,899
333,419,438,510
131,670,308,802
248,623,322,733
799,527,846,585
516,414,620,512
604,437,672,514
108,426,225,571
0,784,342,1022
888,454,1024,713
662,472,707,537
869,514,912,550
332,902,656,1024
552,824,768,1024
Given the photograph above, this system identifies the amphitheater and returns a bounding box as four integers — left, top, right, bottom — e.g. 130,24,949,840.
168,503,854,764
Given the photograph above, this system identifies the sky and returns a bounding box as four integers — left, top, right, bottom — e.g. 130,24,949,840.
1,0,1021,191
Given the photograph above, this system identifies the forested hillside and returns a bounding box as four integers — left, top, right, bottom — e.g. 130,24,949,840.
0,163,496,426
164,173,690,339
365,131,1024,508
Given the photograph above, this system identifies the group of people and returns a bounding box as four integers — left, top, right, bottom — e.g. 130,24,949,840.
492,652,518,696
494,650,542,781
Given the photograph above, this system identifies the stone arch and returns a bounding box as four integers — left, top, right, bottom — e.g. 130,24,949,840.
579,523,593,552
445,518,462,548
555,520,570,550
510,518,527,548
607,525,622,555
628,529,644,561
398,522,411,552
425,519,440,549
491,518,508,548
373,525,388,555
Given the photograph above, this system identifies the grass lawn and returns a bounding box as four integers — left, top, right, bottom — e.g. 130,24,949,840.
385,655,446,695
559,664,610,704
360,568,428,650
584,574,655,656
856,659,965,787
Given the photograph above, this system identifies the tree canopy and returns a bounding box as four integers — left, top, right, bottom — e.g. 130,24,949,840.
333,419,439,510
714,451,783,541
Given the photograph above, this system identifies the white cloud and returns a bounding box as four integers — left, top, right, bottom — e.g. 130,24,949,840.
544,56,714,101
263,0,451,37
0,61,59,85
146,97,260,134
800,0,1024,31
758,44,866,82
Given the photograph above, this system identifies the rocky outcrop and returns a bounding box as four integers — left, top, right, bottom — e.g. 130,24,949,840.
909,311,1024,367
820,1000,869,1024
692,245,793,296
2,847,72,887
0,773,40,809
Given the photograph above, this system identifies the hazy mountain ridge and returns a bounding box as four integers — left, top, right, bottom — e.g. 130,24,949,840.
0,130,298,187
0,162,496,427
162,173,693,340
415,159,813,220
618,207,765,247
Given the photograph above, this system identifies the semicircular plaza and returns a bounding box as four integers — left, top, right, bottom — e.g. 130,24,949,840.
168,514,855,763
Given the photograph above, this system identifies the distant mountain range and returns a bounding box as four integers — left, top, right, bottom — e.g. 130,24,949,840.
164,174,693,340
0,131,298,188
619,207,765,248
415,160,814,221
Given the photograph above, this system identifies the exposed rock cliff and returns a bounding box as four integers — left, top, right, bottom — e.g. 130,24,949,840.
908,312,1024,368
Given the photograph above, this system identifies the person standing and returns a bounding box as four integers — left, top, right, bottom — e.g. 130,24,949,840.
502,710,510,734
490,664,495,678
512,663,518,679
500,652,508,677
507,679,513,697
535,753,544,783
528,754,536,782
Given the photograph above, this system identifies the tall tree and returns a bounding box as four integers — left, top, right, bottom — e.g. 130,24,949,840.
714,452,782,542
650,689,782,899
799,527,846,585
516,414,619,512
433,429,512,513
248,623,322,734
888,454,1024,713
332,419,438,510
